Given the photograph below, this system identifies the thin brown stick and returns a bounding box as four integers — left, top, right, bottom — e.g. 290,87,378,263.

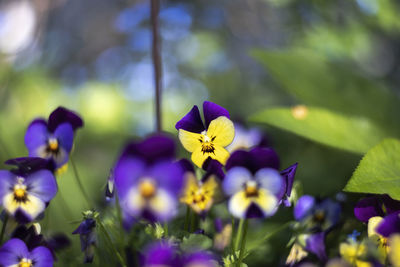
151,0,162,132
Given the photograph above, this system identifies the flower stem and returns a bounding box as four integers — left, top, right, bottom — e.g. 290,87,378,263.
0,213,8,243
114,194,125,244
234,218,245,251
97,219,127,267
150,0,162,132
184,206,190,232
70,156,93,208
236,219,248,267
190,211,197,232
230,217,236,259
163,223,168,237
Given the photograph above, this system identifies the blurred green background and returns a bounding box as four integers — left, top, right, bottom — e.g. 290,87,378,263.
0,0,400,265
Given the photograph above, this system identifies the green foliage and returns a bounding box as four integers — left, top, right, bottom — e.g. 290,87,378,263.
250,106,389,154
251,49,400,136
181,234,213,252
344,138,400,200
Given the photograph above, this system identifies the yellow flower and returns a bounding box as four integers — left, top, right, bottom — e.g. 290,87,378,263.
180,173,218,214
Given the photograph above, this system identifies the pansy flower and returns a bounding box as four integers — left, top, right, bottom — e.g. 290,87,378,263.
0,238,53,267
179,159,219,215
0,161,57,223
24,107,83,171
294,195,341,232
175,101,234,168
113,135,184,227
222,148,287,219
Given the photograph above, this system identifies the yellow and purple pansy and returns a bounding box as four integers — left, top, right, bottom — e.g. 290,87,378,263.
175,101,234,168
0,238,53,267
222,148,292,219
24,107,83,171
0,158,57,223
113,135,184,228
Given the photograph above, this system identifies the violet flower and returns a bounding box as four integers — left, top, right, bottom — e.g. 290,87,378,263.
0,238,53,267
24,107,83,171
113,135,184,228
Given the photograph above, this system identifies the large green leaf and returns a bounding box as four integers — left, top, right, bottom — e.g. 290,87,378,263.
250,106,390,154
344,139,400,199
251,49,400,135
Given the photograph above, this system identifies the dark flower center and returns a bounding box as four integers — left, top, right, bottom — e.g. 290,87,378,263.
313,210,325,223
199,133,216,155
46,138,59,155
245,181,259,198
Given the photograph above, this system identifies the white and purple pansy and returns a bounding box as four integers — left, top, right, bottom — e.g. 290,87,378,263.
24,107,83,171
113,135,184,228
0,163,57,223
0,238,53,267
222,148,296,219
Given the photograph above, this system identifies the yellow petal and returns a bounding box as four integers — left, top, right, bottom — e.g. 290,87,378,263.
368,216,383,237
3,193,45,220
207,116,235,147
180,173,199,204
254,189,279,216
178,129,202,152
389,234,400,267
228,191,252,218
191,145,230,168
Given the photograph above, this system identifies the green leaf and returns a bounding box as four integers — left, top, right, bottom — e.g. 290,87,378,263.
250,106,390,154
181,234,213,252
344,138,400,199
251,49,400,135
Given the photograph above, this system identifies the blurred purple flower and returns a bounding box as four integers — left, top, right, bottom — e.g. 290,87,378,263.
113,135,184,228
222,149,285,219
24,107,83,171
0,238,53,267
226,123,268,153
376,211,400,238
0,167,57,223
72,216,96,263
294,195,341,232
354,194,400,223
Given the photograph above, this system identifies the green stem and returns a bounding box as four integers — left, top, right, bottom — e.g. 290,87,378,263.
97,220,127,267
0,213,8,243
236,219,248,267
56,188,74,220
184,206,190,232
234,219,245,251
230,217,236,260
70,156,93,208
163,223,168,237
114,194,125,244
190,211,197,232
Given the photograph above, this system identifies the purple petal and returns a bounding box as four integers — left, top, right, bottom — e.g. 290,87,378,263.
246,203,264,219
122,135,176,164
150,161,184,196
202,158,225,181
254,168,283,196
0,238,29,266
114,157,146,200
177,158,195,174
144,242,179,266
53,123,74,153
226,148,280,174
376,212,400,237
175,105,205,133
0,170,15,202
72,219,96,235
48,107,83,132
382,194,400,214
4,157,52,175
294,195,315,221
280,163,298,197
14,209,35,224
24,119,49,156
223,167,252,195
305,232,327,261
203,101,230,128
248,147,280,171
354,196,384,223
183,251,217,267
26,170,58,202
30,246,53,267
